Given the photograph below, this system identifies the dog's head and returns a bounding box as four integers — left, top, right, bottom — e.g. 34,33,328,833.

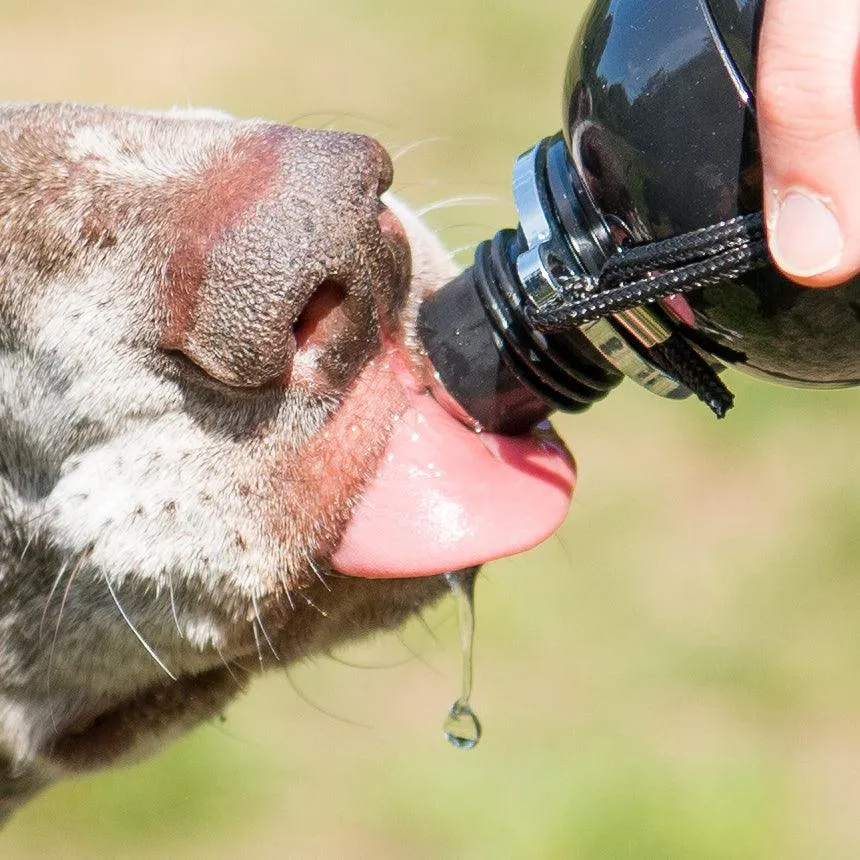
0,104,574,814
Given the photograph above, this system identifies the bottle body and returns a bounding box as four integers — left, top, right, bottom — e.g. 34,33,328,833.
564,0,860,386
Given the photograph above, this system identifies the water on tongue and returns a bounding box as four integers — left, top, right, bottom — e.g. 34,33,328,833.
331,390,575,578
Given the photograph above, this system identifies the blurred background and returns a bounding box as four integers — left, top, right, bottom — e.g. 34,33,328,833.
3,0,860,857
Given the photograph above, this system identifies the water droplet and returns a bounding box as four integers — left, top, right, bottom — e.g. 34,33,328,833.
442,569,481,750
443,699,481,750
410,432,420,442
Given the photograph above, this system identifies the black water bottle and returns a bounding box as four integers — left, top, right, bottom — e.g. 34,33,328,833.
418,0,860,434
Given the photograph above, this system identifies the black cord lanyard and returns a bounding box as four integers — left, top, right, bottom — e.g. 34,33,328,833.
526,212,769,417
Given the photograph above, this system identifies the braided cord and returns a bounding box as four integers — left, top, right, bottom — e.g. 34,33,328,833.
524,211,769,417
532,239,766,331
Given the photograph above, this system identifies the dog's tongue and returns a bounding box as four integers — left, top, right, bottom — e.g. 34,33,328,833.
332,392,575,578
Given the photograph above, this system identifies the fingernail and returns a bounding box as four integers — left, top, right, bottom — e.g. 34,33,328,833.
770,190,844,277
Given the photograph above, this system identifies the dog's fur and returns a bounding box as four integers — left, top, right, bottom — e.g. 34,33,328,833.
0,103,460,818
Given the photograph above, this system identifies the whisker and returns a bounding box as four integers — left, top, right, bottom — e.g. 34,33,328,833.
413,606,446,649
322,646,414,670
103,572,177,681
39,559,69,641
276,568,296,610
167,569,184,639
252,593,280,661
47,546,90,676
283,110,336,126
390,180,443,198
282,667,370,728
251,619,264,668
214,646,249,691
394,627,442,675
283,109,392,131
447,242,479,259
392,179,506,194
307,555,331,592
416,195,503,217
21,503,59,527
300,591,329,618
435,221,498,234
391,137,449,163
46,545,91,730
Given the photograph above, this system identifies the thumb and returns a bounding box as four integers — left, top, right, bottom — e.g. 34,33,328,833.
757,0,860,286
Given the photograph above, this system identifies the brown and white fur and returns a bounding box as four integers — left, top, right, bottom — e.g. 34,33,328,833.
0,103,460,818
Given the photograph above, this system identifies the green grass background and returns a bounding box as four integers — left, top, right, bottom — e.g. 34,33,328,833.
3,0,860,856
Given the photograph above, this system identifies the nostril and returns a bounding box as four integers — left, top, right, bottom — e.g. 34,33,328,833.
294,278,349,351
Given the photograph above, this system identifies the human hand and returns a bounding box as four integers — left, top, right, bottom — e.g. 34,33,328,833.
758,0,860,286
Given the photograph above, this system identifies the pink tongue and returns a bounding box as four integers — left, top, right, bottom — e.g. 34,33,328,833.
331,393,575,578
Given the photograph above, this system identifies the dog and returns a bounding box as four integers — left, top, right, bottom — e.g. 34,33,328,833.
0,103,575,820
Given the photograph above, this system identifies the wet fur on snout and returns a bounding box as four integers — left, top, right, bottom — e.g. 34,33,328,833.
0,103,458,818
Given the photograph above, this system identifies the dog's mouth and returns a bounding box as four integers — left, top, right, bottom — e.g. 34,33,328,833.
314,198,576,580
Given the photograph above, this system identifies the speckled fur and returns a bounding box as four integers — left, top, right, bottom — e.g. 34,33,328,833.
0,103,459,819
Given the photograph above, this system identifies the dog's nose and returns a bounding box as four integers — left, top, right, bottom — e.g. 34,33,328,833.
161,127,406,391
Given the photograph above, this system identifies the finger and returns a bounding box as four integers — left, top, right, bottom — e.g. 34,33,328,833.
757,0,860,286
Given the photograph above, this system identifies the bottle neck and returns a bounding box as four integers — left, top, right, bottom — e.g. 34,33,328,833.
418,227,622,435
418,134,703,434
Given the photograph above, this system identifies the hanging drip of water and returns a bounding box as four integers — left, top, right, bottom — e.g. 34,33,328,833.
442,568,482,750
